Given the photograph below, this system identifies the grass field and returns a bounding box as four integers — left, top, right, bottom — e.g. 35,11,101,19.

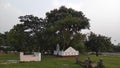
0,53,120,68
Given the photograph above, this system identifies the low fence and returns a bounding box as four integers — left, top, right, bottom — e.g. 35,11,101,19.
101,52,120,56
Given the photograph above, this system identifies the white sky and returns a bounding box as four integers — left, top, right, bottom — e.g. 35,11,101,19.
0,0,120,44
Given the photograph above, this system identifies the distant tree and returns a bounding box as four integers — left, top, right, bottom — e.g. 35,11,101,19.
0,32,12,52
0,33,5,46
7,24,27,52
85,32,113,56
113,43,120,52
0,33,6,51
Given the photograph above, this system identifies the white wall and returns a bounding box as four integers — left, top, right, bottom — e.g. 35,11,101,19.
20,52,41,62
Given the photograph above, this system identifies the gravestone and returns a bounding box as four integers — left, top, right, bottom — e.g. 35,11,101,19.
56,44,60,55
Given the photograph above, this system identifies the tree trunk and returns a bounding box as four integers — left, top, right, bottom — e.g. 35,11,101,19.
96,51,99,56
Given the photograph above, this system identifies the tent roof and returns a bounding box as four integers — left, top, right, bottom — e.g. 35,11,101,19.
64,47,77,52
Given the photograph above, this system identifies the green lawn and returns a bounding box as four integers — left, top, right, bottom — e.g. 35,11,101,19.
91,55,120,68
0,54,81,68
0,53,120,68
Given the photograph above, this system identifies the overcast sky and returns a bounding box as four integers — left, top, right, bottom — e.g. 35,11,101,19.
0,0,120,44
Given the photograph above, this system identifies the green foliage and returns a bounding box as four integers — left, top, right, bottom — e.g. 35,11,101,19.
85,32,113,56
7,24,27,51
112,44,120,52
0,32,12,52
70,33,86,52
46,6,90,29
46,6,90,50
0,33,5,46
6,15,47,52
19,15,46,33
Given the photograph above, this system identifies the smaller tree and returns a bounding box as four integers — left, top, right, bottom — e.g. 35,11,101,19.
0,32,12,53
85,32,113,56
7,24,27,52
113,43,120,52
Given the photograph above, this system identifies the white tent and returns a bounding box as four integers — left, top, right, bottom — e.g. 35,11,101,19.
54,46,79,56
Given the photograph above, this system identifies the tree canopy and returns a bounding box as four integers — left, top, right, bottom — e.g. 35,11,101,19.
85,32,113,56
0,6,114,54
45,6,90,50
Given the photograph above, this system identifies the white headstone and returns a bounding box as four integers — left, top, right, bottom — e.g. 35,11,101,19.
56,44,60,51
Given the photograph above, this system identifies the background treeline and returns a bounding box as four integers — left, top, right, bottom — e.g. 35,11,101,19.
0,6,118,55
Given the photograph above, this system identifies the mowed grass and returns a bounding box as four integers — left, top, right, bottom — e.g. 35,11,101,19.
0,54,81,68
82,55,120,68
0,53,120,68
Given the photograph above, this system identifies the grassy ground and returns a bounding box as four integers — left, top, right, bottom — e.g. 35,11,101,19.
0,53,120,68
78,55,120,68
0,54,81,68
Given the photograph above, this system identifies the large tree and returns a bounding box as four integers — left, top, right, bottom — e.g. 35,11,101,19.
46,6,90,50
85,32,113,56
